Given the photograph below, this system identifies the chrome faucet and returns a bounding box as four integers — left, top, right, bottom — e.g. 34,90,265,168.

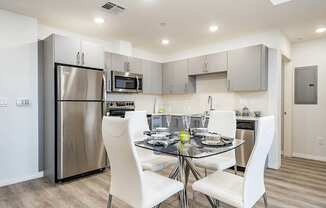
208,96,214,111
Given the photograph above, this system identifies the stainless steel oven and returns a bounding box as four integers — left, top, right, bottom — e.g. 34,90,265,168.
111,71,143,93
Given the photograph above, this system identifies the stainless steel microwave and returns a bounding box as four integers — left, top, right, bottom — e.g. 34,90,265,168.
110,71,143,93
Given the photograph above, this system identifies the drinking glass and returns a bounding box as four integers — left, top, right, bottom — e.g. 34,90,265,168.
166,114,172,130
183,115,191,132
201,115,206,128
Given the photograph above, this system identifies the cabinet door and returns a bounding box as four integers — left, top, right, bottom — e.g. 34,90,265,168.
111,53,129,72
188,56,207,75
143,60,162,94
54,34,81,65
228,45,267,91
173,60,189,93
81,41,104,69
206,51,228,73
129,57,143,74
104,52,112,70
162,62,174,94
150,62,162,94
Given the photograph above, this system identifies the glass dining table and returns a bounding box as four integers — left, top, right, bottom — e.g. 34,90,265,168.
135,134,245,208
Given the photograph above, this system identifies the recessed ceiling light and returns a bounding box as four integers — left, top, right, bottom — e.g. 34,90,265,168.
161,39,170,45
209,25,219,32
316,27,326,34
270,0,292,5
94,17,104,24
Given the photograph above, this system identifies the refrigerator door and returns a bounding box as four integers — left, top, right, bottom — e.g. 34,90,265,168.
57,65,103,101
57,101,106,180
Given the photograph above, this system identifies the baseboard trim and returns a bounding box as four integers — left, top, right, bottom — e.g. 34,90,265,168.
292,153,326,162
0,171,44,187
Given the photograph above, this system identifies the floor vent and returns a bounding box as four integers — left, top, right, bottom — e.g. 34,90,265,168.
102,2,126,15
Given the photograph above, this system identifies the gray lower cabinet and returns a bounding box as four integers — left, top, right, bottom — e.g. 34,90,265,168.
163,60,195,94
187,52,227,75
227,45,268,91
142,60,162,94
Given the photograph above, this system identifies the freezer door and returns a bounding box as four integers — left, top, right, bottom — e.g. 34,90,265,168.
57,65,103,101
57,101,106,180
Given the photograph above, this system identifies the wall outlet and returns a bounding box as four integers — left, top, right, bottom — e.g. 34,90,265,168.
0,98,8,107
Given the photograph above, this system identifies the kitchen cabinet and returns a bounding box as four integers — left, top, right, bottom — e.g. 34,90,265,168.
206,52,228,73
163,60,195,94
129,57,143,74
111,53,129,72
142,60,162,94
187,52,227,75
53,34,104,69
188,56,207,75
54,35,81,66
227,45,268,91
80,41,104,69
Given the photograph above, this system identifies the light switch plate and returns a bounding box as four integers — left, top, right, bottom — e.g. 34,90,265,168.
16,98,30,107
0,98,8,107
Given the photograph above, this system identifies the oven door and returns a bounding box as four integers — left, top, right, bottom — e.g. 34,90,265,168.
111,71,142,93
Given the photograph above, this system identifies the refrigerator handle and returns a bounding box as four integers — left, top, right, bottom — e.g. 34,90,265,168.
102,72,107,101
136,76,139,93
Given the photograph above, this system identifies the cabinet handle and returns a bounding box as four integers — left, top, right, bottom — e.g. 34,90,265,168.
81,52,85,65
76,52,80,65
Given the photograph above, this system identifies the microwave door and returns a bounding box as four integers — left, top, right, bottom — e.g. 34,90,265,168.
113,75,138,93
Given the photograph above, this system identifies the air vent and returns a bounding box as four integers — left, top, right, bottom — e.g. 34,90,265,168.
102,2,125,15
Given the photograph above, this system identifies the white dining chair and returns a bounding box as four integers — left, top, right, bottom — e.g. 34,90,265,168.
125,111,177,172
194,111,237,175
102,116,184,208
192,116,275,208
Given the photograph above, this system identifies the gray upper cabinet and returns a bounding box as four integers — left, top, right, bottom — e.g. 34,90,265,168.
188,56,207,75
80,41,104,69
227,45,268,91
142,60,162,94
206,52,228,73
53,34,104,69
104,52,112,71
54,34,81,66
111,53,129,72
163,60,195,94
163,62,174,94
187,51,227,75
129,57,143,74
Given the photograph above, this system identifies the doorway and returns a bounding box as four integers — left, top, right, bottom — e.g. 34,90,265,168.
281,56,292,157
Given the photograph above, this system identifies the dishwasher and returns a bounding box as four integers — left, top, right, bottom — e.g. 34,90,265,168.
235,120,256,168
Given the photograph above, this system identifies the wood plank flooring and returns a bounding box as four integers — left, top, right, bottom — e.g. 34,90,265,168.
1,157,326,208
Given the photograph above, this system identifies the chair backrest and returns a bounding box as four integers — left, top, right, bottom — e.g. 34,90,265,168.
207,110,236,138
102,116,144,207
125,111,149,141
243,116,275,208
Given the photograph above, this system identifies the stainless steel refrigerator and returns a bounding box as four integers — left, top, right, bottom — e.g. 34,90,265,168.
55,64,106,181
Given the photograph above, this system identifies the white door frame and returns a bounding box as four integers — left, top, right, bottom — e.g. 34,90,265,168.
282,56,293,157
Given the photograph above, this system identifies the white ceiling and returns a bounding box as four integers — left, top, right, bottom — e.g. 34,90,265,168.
1,0,326,55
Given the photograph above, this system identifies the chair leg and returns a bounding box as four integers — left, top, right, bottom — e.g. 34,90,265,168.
215,199,220,208
263,193,268,208
107,194,113,208
204,168,208,176
234,164,238,175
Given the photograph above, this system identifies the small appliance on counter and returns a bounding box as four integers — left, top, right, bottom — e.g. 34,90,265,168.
106,101,135,117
